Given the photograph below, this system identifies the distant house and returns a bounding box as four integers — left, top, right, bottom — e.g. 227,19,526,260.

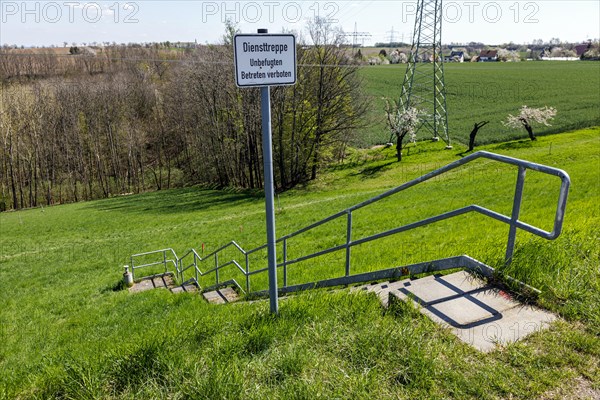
444,51,465,63
479,50,498,62
575,43,591,57
539,48,550,59
453,51,465,62
173,41,197,49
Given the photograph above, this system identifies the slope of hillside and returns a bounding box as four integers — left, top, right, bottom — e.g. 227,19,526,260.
0,128,598,399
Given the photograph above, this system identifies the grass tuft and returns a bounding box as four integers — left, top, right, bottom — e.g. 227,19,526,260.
106,341,169,394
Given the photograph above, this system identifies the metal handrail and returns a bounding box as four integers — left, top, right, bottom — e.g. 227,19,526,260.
129,151,570,295
130,248,179,281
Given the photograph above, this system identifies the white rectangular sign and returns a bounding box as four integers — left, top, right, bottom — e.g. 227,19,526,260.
234,34,297,88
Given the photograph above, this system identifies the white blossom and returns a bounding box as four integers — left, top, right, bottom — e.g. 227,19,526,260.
504,105,557,129
396,106,420,143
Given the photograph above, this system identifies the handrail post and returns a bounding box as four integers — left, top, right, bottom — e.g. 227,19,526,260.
194,253,199,283
130,256,135,281
215,253,219,285
163,251,168,274
180,258,184,282
283,239,288,288
245,253,250,293
506,166,527,267
346,211,352,277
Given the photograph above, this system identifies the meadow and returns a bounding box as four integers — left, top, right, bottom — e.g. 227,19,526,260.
358,61,600,146
1,126,598,399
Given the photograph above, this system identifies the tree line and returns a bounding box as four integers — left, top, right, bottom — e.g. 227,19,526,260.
0,20,367,211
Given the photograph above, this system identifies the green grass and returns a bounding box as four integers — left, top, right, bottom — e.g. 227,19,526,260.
1,128,599,399
358,61,600,146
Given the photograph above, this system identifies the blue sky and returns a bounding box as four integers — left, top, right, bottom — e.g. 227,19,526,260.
1,1,599,47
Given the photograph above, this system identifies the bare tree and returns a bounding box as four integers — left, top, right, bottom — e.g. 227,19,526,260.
0,34,369,210
468,121,489,152
303,17,367,180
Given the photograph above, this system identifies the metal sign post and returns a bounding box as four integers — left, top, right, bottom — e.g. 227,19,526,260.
234,29,297,314
260,84,278,314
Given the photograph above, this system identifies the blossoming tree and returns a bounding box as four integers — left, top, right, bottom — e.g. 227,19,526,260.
385,101,421,162
503,106,557,141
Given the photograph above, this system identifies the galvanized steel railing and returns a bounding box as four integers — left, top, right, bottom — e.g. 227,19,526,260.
130,248,179,281
130,151,570,295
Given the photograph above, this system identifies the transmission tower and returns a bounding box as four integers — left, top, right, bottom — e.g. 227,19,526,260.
387,26,396,47
399,0,450,146
342,22,371,55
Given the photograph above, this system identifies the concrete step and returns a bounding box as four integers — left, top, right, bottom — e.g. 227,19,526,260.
171,284,199,294
128,273,201,295
129,274,176,293
203,287,240,305
354,271,557,352
128,274,241,305
351,281,406,307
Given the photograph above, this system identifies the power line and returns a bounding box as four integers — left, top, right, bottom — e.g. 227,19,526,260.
341,22,372,53
334,1,376,24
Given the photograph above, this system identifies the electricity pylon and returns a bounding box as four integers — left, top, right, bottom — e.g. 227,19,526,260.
341,22,371,55
399,0,451,146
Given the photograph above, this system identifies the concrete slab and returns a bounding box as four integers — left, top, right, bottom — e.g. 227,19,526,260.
202,288,240,304
203,290,227,305
352,281,405,307
129,274,236,303
220,287,240,303
469,287,522,313
376,281,406,306
437,271,491,293
353,271,558,352
183,284,199,293
170,286,186,294
152,277,165,288
128,274,201,296
129,274,175,293
351,282,388,293
428,295,497,327
448,304,557,352
399,272,488,304
129,279,155,293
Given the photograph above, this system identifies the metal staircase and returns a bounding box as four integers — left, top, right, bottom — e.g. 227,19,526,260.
127,151,570,302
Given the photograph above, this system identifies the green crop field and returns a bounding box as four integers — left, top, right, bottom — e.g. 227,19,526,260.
1,128,599,399
358,61,600,147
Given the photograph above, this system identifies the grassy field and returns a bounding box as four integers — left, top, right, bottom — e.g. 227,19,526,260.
0,128,599,399
358,61,600,146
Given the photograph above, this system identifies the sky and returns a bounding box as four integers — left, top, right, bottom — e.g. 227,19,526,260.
1,1,599,47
